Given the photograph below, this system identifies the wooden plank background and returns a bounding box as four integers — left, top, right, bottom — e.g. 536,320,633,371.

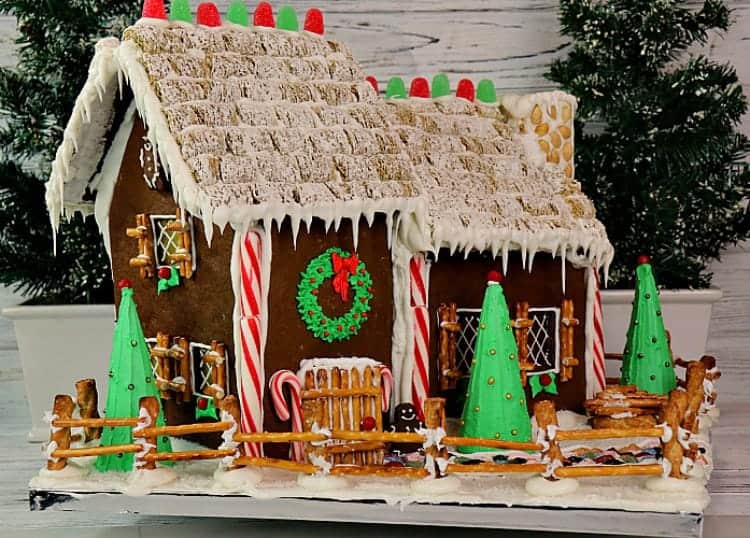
0,2,747,534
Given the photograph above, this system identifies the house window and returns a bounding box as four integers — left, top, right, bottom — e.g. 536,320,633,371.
451,307,561,377
190,341,229,399
149,214,196,272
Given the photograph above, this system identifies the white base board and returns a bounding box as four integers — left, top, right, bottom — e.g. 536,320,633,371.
29,490,703,538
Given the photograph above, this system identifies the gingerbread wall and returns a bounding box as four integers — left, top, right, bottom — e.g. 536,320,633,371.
428,249,588,415
108,118,236,430
263,217,394,446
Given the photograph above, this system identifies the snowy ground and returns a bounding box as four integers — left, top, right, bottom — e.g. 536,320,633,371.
29,410,714,515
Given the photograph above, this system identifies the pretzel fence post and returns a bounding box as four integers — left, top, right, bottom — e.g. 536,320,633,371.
75,378,101,442
137,396,160,471
47,394,75,471
217,395,244,466
424,397,447,477
534,400,563,480
662,390,689,479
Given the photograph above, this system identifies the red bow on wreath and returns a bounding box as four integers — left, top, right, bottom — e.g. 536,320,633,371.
331,252,359,302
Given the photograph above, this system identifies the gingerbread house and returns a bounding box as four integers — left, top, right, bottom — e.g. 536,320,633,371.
45,5,614,453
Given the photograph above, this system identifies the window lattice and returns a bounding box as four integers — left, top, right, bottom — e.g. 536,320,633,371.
450,307,560,376
149,215,196,270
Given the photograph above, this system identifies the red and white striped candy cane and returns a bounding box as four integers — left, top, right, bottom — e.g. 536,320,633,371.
591,269,607,394
235,229,265,457
269,370,305,462
409,255,430,420
378,365,393,412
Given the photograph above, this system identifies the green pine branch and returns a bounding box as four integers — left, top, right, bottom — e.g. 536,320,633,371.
548,0,749,288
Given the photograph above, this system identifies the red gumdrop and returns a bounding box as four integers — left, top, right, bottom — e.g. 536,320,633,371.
409,77,430,98
456,78,475,102
487,270,502,283
365,76,379,94
196,3,221,26
157,266,171,280
197,397,208,410
540,373,552,387
254,2,275,27
142,0,167,19
637,254,651,265
360,416,376,431
117,279,132,290
304,8,324,35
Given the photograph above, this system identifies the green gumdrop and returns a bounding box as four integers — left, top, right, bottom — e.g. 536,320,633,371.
277,6,299,31
169,0,192,23
476,79,497,103
431,73,450,98
227,0,249,26
385,77,407,99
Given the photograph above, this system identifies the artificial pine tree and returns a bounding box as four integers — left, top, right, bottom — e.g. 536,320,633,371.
620,256,677,395
0,0,142,303
459,271,532,452
548,0,750,289
96,281,171,472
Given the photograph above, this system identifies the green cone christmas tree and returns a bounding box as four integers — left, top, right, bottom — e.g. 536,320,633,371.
620,256,677,395
96,281,171,472
459,271,532,452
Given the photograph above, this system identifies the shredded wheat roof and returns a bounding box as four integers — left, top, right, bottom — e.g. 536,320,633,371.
46,21,613,268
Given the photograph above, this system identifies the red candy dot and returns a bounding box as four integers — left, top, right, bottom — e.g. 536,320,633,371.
312,289,319,295
456,78,475,102
360,416,376,431
117,279,132,290
487,270,502,283
157,266,171,280
320,319,327,325
409,77,430,98
365,76,379,94
142,0,167,20
254,1,275,27
197,398,208,410
540,373,552,387
196,2,221,26
303,8,324,35
323,331,330,337
637,254,651,265
307,310,314,317
349,325,356,332
337,324,343,332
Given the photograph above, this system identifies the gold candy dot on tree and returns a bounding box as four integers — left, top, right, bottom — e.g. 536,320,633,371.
637,352,645,358
505,393,512,400
472,359,477,365
489,349,496,355
128,383,135,390
130,340,138,347
645,293,651,299
480,323,486,329
650,375,656,381
511,429,518,436
665,362,671,367
505,324,511,330
474,405,480,412
651,337,658,343
460,420,465,426
487,377,495,385
509,353,516,360
494,432,501,439
145,377,152,383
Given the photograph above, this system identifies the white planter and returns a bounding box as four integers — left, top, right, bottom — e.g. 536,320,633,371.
2,304,115,441
600,288,723,378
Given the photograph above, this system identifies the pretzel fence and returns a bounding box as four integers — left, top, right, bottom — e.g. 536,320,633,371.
46,357,715,484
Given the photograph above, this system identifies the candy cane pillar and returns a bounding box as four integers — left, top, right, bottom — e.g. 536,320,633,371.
409,254,430,420
585,267,607,398
233,228,267,457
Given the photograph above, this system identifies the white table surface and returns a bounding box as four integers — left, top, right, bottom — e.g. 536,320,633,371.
2,245,749,537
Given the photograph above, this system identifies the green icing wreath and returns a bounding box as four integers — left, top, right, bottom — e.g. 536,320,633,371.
296,247,373,343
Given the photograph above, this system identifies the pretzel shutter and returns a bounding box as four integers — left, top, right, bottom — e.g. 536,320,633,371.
165,208,193,279
512,302,535,386
126,214,154,279
150,332,191,403
559,299,579,382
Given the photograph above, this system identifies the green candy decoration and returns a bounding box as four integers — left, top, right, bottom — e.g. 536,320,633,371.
620,259,677,394
157,266,180,295
529,372,558,398
96,287,172,472
431,73,450,98
195,395,218,421
277,6,299,31
458,274,532,452
476,79,497,103
385,77,407,99
227,0,249,26
169,0,192,23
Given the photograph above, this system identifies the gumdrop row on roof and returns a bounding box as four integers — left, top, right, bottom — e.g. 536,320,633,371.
366,74,498,104
141,0,325,34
